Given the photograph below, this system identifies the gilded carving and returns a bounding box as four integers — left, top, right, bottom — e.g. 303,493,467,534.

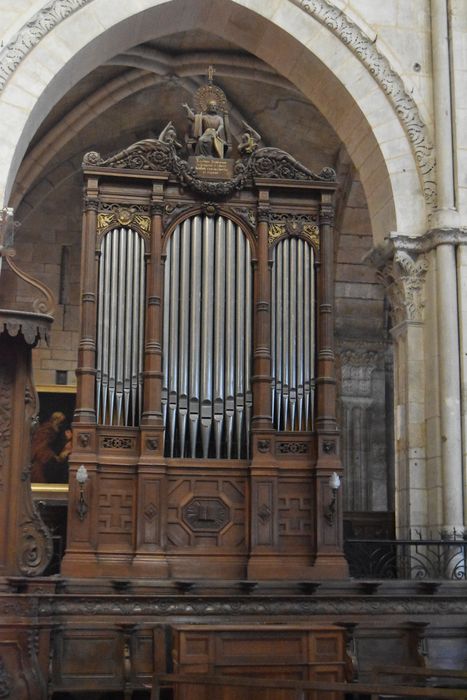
97,205,151,238
268,214,320,249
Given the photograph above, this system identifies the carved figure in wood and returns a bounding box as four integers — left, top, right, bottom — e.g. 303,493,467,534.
183,99,227,158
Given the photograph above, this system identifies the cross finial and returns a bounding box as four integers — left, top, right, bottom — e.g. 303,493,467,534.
207,65,215,84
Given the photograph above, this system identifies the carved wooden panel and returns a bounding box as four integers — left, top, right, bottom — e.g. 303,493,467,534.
0,634,45,700
97,479,134,547
278,481,312,551
172,625,346,700
166,476,246,550
0,355,13,569
253,480,276,547
51,628,123,690
138,477,163,548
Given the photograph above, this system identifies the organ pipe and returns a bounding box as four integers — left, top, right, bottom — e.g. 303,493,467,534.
96,227,146,426
162,214,252,459
272,237,315,432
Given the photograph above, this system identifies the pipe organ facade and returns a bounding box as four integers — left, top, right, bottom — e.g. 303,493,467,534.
162,215,253,460
271,237,316,433
96,227,146,427
63,77,346,582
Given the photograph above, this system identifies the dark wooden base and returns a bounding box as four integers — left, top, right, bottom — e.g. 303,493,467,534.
1,577,467,699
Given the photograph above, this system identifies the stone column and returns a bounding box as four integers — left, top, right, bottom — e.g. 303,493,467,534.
457,243,467,528
378,249,429,537
436,243,464,533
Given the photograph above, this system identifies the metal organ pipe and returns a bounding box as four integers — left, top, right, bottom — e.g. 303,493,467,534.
96,227,146,427
162,214,252,459
272,237,315,432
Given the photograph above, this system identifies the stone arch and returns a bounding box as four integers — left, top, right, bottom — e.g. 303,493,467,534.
0,0,428,243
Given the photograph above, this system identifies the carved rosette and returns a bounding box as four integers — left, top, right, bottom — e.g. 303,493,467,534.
378,251,429,326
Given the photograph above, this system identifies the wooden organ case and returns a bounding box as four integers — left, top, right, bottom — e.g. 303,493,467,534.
62,82,347,583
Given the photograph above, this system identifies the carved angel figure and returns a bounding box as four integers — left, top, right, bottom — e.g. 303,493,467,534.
238,121,261,156
158,121,182,149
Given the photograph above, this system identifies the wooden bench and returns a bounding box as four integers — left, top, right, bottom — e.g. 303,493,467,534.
151,672,467,700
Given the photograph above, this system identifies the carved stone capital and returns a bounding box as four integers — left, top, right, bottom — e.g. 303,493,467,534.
338,348,379,397
377,250,429,325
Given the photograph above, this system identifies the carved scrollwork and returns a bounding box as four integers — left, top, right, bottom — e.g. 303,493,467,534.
17,370,53,576
251,148,335,182
101,436,134,449
2,254,55,318
277,441,309,455
83,141,335,200
293,0,435,207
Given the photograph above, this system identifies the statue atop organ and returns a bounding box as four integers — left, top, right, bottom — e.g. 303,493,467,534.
182,66,231,158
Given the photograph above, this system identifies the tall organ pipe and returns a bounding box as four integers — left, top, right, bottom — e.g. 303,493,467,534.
272,237,315,432
96,227,146,426
163,214,252,459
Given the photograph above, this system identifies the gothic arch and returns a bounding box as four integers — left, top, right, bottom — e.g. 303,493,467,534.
0,0,428,243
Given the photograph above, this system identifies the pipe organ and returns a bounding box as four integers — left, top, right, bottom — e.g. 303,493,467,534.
271,237,315,432
96,227,146,427
162,215,252,460
64,78,346,582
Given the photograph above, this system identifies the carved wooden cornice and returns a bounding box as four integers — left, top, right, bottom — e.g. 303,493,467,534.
83,141,336,197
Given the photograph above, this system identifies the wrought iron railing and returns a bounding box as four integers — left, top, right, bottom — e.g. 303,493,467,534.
345,533,467,580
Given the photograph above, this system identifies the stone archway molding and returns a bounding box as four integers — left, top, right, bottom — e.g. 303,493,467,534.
0,0,435,210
